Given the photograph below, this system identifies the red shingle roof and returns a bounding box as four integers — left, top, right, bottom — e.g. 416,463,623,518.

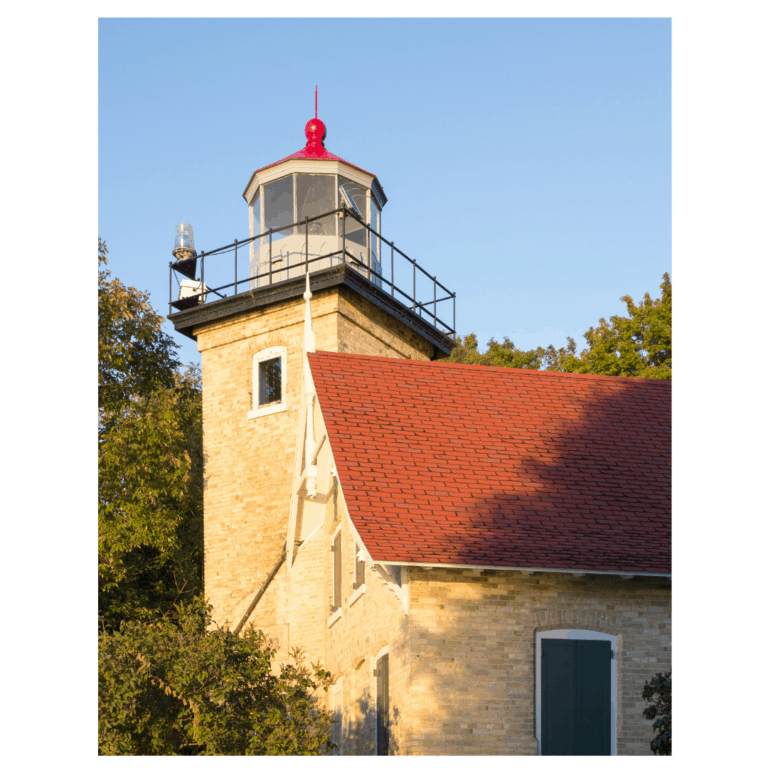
308,351,671,575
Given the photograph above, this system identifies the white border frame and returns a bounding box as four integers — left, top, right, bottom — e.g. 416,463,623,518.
535,629,618,755
247,346,287,419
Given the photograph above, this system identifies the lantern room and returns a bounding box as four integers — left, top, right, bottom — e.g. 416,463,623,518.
242,117,387,287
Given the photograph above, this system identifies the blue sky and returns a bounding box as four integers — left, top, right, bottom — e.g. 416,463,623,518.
99,17,670,367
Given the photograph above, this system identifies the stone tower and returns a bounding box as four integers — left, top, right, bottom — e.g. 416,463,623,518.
167,113,455,643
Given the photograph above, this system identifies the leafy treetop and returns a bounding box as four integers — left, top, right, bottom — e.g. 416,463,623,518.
447,273,671,380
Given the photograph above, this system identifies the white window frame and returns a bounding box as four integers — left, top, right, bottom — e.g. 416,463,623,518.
534,629,618,756
247,346,287,419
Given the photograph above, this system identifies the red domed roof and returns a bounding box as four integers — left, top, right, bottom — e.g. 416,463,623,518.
252,118,374,177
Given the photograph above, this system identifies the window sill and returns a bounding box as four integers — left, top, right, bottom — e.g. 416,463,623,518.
349,583,366,606
327,608,342,628
247,402,287,419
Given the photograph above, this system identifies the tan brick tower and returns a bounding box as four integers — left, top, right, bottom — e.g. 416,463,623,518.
167,114,455,644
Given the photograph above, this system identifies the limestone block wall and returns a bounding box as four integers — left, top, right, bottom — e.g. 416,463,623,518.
195,286,434,635
405,567,671,756
196,293,334,632
317,491,411,755
334,289,434,361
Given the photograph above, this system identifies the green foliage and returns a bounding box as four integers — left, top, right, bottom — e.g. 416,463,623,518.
446,273,671,379
98,598,336,755
99,239,203,631
641,671,671,755
447,333,553,370
98,240,335,754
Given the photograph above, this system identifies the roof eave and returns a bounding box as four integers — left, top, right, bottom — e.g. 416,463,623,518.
242,157,380,202
374,559,671,579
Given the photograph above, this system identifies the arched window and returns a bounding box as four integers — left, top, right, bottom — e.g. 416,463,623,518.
535,629,618,756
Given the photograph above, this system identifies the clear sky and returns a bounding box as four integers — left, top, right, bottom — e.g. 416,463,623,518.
99,17,670,367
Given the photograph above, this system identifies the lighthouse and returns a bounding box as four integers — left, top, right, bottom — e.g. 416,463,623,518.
167,109,455,657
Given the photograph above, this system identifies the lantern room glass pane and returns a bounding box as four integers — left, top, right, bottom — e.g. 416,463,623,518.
370,200,379,262
251,193,261,236
296,174,336,236
264,176,294,241
339,177,367,247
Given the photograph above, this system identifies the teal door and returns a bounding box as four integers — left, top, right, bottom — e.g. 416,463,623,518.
541,639,612,755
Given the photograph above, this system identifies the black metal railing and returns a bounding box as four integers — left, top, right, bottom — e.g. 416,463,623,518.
168,206,456,336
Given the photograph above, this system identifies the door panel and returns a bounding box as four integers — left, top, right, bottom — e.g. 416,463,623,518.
575,641,612,755
542,639,611,756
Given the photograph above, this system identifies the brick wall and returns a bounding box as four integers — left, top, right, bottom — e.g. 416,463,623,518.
314,491,411,755
405,567,671,756
195,286,435,635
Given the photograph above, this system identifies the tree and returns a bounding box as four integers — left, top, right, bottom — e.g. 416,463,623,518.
447,333,551,370
98,240,335,755
99,239,203,631
642,671,671,755
446,273,671,379
99,598,335,755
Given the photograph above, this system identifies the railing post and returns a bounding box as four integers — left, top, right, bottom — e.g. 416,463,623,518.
341,207,346,265
169,262,172,314
413,259,416,311
201,251,205,304
269,229,273,285
305,217,309,274
453,292,456,335
367,221,371,281
433,277,437,327
234,239,238,296
391,241,394,297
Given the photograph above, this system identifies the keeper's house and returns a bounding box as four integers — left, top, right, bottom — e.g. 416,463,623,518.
167,113,671,756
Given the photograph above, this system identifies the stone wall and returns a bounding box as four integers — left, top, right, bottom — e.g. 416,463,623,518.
404,567,671,756
316,487,411,755
195,286,434,635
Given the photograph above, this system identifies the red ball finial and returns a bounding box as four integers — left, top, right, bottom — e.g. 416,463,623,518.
305,117,326,151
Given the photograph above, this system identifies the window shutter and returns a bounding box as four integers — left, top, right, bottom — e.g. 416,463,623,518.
355,543,365,588
333,532,341,611
332,683,343,754
376,654,390,756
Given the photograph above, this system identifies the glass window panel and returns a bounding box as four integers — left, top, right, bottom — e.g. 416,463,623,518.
296,174,336,236
251,193,261,236
370,199,379,262
339,177,367,247
264,176,294,239
258,357,282,405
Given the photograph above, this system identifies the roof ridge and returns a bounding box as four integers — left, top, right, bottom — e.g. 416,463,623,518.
308,350,670,386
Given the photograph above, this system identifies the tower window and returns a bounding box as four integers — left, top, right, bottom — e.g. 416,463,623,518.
258,357,281,405
248,346,287,419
